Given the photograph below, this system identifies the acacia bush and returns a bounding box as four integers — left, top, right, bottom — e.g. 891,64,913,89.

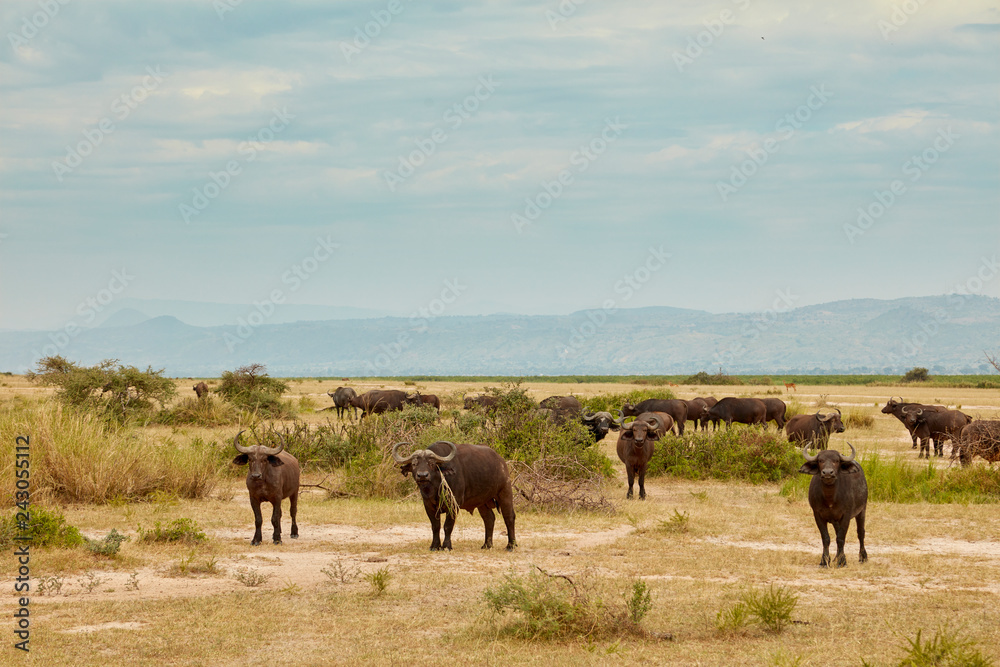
647,425,801,483
214,364,290,418
684,371,745,385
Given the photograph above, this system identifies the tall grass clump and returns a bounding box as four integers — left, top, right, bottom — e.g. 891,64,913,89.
154,396,239,427
844,409,875,430
716,585,798,634
862,626,996,667
781,453,1000,504
647,426,800,483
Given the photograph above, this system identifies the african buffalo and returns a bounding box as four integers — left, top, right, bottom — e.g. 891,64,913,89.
881,398,949,450
351,389,407,418
785,410,844,449
956,420,1000,466
232,431,300,546
761,398,787,429
463,394,500,413
683,398,710,431
327,386,358,419
617,413,664,499
539,395,582,423
392,440,516,551
193,382,209,399
901,407,972,458
799,442,868,568
580,409,622,441
699,396,719,430
706,397,766,428
622,399,688,435
404,392,441,412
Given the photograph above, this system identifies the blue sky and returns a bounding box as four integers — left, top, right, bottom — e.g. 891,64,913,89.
1,0,998,330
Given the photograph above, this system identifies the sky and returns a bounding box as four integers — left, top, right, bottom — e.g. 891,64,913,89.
1,0,998,331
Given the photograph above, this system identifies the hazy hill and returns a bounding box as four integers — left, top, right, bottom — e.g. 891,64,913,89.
2,295,998,377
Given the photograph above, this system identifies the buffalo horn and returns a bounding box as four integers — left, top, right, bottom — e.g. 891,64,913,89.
839,442,857,463
801,443,818,462
613,409,625,425
835,407,842,417
581,409,596,420
391,441,416,464
427,440,458,463
233,430,283,456
233,430,251,454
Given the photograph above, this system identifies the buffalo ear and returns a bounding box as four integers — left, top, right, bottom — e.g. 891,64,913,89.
267,455,284,467
233,454,249,466
840,461,862,474
799,462,819,475
399,463,412,478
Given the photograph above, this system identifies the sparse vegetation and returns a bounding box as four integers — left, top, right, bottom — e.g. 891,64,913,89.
863,626,996,667
0,505,84,548
648,426,801,483
366,567,392,596
85,529,129,557
234,567,269,587
137,518,207,544
716,585,798,634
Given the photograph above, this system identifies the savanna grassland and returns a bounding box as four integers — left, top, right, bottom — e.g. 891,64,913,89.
2,374,1000,666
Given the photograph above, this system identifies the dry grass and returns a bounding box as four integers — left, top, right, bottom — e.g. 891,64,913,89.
1,379,999,664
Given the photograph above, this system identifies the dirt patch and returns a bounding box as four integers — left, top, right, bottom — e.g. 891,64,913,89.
61,622,146,634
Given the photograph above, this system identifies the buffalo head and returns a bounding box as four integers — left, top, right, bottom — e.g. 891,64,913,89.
392,440,457,487
816,408,845,434
232,431,287,481
799,441,860,484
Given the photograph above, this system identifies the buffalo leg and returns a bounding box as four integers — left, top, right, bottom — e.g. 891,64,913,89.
499,496,517,551
250,499,264,546
856,510,868,563
934,438,944,457
270,500,283,544
637,465,647,500
833,518,850,567
426,505,442,550
289,491,298,539
479,506,495,549
815,515,831,567
442,510,456,550
625,465,635,499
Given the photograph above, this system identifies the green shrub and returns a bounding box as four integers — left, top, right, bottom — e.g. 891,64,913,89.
86,529,129,557
716,585,798,634
648,426,801,483
154,396,239,427
582,388,676,414
137,518,207,544
902,367,930,383
864,626,996,667
215,364,290,418
684,371,744,385
0,505,84,549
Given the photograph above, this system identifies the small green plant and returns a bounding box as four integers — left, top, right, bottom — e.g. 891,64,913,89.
367,567,392,596
716,585,798,634
624,580,653,624
36,575,63,596
716,599,752,633
86,529,129,557
171,552,220,577
80,572,106,593
137,518,207,544
279,580,302,595
0,506,84,549
125,571,140,591
659,509,690,534
234,566,269,587
871,626,996,667
321,559,359,584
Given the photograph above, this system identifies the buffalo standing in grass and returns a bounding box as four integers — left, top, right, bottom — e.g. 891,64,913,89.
617,413,668,499
785,409,844,449
463,394,500,413
706,397,766,428
392,440,516,551
761,397,787,430
327,386,358,419
956,420,1000,466
799,442,868,568
901,406,972,458
350,389,407,418
621,399,688,435
881,398,949,451
193,382,209,399
232,431,299,546
699,396,719,430
683,398,711,431
404,392,441,412
580,409,622,442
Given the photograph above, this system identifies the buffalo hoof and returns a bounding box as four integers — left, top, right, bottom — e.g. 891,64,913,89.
859,550,868,563
251,539,261,546
430,545,442,551
291,535,298,539
506,544,516,551
481,544,492,550
273,539,282,545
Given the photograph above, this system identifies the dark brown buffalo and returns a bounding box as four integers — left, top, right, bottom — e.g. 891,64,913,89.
327,386,358,418
683,398,710,431
193,382,209,399
881,398,949,450
392,440,516,551
785,410,844,449
706,397,766,428
463,394,500,413
232,431,300,546
901,407,972,458
956,420,1000,466
350,389,407,418
539,395,582,423
699,396,719,430
621,399,688,435
580,409,622,441
761,398,787,429
404,392,441,412
617,413,664,499
799,442,868,568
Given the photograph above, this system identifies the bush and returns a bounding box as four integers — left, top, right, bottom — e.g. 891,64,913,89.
902,367,930,383
27,356,176,424
582,388,676,414
684,371,744,386
648,426,801,483
137,518,207,544
86,529,129,557
155,396,239,427
0,505,84,549
215,364,290,418
716,585,798,634
864,626,996,667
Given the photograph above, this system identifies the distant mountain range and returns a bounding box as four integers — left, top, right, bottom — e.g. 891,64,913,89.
2,295,998,377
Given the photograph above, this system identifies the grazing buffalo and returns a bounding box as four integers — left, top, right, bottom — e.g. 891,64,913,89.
539,395,582,423
761,398,787,430
392,440,516,551
683,398,711,431
350,389,407,418
622,399,688,435
463,394,500,413
901,407,972,458
193,382,209,399
232,431,300,546
327,386,358,419
404,392,441,412
956,420,1000,466
881,398,949,450
580,409,622,442
617,414,663,499
785,410,844,449
799,442,868,568
706,397,766,428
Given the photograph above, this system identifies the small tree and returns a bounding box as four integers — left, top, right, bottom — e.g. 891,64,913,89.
902,367,930,383
986,351,1000,374
215,363,289,417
